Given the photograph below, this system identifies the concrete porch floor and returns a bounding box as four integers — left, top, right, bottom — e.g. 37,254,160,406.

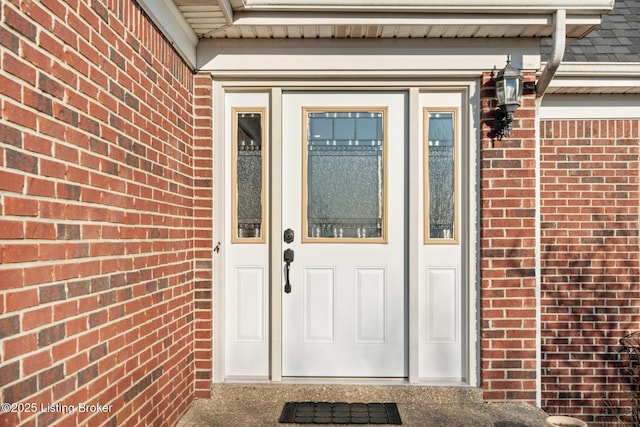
177,384,549,426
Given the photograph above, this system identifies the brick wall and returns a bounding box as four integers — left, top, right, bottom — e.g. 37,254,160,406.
192,74,213,397
541,119,640,425
1,0,199,425
480,71,538,403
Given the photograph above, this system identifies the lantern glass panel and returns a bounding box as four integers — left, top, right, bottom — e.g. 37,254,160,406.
496,80,506,105
504,78,519,103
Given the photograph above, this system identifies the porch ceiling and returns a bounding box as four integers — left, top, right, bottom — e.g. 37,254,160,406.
172,0,611,39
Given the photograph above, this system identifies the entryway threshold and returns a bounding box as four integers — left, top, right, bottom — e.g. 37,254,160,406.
220,377,410,385
176,384,547,426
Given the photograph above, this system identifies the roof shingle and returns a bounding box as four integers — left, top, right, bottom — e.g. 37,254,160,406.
542,0,640,62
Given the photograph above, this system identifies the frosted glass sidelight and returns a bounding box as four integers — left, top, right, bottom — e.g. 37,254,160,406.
426,112,455,241
306,111,384,240
235,112,264,240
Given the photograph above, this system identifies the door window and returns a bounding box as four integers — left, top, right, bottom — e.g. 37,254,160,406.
303,109,387,243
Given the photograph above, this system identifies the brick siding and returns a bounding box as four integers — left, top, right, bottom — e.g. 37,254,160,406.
192,74,214,397
480,71,538,403
541,119,640,425
0,0,203,425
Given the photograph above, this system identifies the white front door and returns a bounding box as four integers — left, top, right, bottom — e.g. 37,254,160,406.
281,92,407,377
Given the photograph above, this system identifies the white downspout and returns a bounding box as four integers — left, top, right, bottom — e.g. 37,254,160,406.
537,9,567,99
535,9,566,408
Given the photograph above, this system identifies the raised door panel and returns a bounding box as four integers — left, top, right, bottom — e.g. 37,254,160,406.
225,265,269,376
426,268,458,344
355,268,386,344
233,267,266,343
420,267,462,380
303,268,335,343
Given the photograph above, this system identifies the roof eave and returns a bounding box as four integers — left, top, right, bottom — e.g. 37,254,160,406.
239,0,614,14
138,0,198,68
543,62,640,94
204,12,603,39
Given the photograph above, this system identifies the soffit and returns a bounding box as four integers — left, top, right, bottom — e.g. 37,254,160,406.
171,0,611,39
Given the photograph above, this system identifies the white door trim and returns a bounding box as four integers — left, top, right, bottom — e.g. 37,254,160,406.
213,80,225,383
408,87,421,383
270,87,283,381
212,80,479,386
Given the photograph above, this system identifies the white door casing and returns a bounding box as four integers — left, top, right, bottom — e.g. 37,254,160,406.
217,85,474,383
281,92,408,377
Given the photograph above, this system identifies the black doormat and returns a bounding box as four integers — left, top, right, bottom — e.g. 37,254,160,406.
279,402,402,424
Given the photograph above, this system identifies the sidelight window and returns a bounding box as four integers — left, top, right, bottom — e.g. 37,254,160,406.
232,108,267,243
424,109,458,244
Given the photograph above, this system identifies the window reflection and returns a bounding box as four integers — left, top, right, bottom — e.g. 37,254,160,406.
306,111,385,240
234,110,265,242
426,111,456,242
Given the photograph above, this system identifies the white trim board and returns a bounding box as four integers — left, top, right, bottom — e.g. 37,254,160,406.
540,94,640,120
241,0,613,13
543,62,640,95
197,38,540,75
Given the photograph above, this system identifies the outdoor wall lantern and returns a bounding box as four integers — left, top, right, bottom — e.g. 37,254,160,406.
494,56,523,138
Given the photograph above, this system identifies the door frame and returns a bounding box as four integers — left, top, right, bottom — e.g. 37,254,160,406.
212,81,479,385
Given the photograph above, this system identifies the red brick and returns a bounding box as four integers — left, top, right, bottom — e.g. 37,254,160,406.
4,288,38,312
6,3,38,39
26,176,56,197
23,350,53,376
0,222,25,245
40,158,67,179
22,307,52,331
3,333,38,361
3,196,37,216
5,148,38,174
23,264,55,286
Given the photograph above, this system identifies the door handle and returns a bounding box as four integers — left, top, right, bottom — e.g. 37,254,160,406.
283,248,294,294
